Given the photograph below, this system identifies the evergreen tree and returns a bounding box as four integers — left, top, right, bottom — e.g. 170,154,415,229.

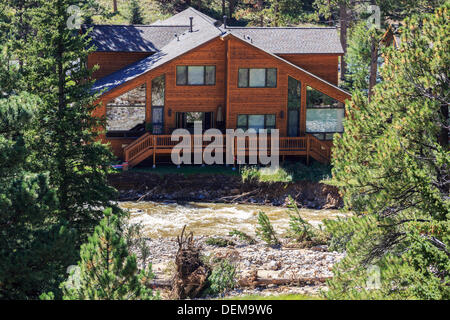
345,21,383,93
327,3,449,299
61,209,157,300
12,0,120,242
0,47,77,298
128,0,144,24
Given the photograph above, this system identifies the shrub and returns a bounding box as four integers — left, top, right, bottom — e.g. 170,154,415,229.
205,237,235,247
256,212,280,246
287,197,327,245
206,259,237,296
241,166,292,183
229,229,257,244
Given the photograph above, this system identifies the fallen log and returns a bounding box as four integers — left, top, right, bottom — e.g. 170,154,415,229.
238,276,331,288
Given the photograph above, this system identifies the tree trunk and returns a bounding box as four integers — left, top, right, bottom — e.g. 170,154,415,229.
339,2,348,83
113,0,117,13
368,35,378,100
438,104,449,148
273,1,279,27
222,0,226,17
228,0,237,20
258,0,264,26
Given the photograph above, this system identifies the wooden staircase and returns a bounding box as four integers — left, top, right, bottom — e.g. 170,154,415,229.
124,133,332,167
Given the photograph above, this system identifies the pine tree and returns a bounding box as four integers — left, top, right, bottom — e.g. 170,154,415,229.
128,0,144,24
345,22,383,93
61,209,157,300
12,0,120,242
326,3,449,299
0,47,77,298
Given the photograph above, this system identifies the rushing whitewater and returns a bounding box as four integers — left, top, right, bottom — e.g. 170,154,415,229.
120,201,347,238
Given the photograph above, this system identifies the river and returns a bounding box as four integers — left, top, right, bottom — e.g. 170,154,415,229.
120,201,347,238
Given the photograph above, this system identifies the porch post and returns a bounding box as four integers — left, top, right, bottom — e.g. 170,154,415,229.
153,135,156,168
306,135,310,166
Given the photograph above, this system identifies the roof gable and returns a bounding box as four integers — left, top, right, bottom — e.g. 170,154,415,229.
223,33,350,100
86,7,343,55
91,26,223,94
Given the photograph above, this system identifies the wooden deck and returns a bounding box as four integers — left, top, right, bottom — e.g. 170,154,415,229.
123,133,331,167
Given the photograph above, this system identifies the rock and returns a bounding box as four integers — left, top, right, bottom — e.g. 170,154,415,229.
267,260,281,271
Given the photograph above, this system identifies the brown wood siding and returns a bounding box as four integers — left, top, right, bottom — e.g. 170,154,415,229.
277,54,340,85
88,52,152,79
93,36,350,160
227,36,350,138
95,38,227,160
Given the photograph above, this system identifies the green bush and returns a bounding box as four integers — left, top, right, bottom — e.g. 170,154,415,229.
240,166,292,183
205,237,235,247
256,212,280,246
287,197,328,245
206,259,237,296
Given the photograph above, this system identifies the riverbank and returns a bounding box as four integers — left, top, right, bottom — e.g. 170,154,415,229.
109,171,342,209
140,234,343,299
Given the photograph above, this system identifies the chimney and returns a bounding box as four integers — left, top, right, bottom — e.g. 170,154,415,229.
189,17,193,32
223,15,227,29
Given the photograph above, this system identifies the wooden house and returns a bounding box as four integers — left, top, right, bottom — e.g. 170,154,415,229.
87,7,352,167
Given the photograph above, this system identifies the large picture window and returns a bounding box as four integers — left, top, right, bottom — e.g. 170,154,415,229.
237,114,276,133
106,84,146,137
176,65,216,85
306,86,344,140
238,68,277,88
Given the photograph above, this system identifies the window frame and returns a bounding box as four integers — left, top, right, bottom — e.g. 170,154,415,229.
176,65,216,86
238,68,277,88
105,83,147,138
305,86,345,140
236,114,276,132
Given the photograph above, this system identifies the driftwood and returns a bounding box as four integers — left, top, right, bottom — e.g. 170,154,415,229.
238,270,330,288
170,226,210,299
137,186,158,202
218,189,260,203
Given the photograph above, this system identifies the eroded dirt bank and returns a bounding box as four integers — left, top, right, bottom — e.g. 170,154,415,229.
108,172,342,209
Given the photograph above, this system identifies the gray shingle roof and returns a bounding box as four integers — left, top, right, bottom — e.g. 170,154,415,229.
91,7,345,95
91,25,223,94
84,25,190,52
228,27,344,54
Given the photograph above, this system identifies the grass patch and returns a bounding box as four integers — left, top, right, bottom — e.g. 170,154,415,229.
223,293,322,300
128,165,240,178
205,237,235,247
241,166,292,183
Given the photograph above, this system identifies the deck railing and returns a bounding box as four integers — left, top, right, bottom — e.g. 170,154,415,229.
124,133,331,167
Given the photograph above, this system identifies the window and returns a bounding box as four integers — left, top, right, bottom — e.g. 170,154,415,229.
237,114,276,133
306,86,344,140
176,112,214,132
238,68,277,88
152,75,165,134
287,77,301,109
106,84,146,137
176,65,216,85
